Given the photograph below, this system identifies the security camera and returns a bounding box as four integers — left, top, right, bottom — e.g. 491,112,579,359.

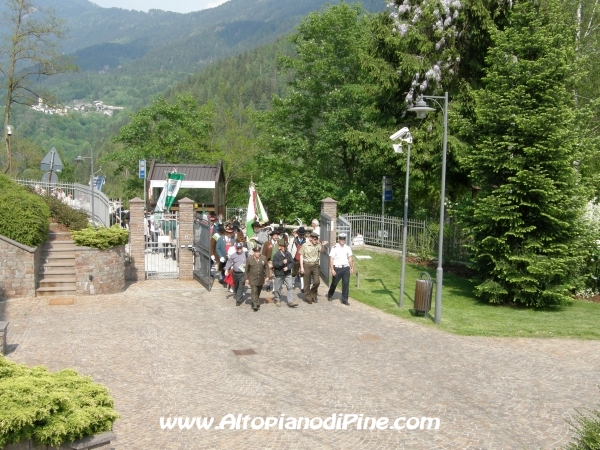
393,143,403,154
390,127,412,142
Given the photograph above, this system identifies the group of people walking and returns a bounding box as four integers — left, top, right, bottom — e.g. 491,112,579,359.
211,217,355,312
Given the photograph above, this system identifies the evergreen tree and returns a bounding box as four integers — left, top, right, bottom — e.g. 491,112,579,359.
461,0,586,307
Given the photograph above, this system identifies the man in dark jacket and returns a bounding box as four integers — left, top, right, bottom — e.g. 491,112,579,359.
271,239,297,307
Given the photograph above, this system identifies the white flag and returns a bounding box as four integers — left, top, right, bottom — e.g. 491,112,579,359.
246,183,268,239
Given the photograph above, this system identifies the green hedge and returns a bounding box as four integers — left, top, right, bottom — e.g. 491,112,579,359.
0,356,119,447
0,176,49,247
41,195,89,231
71,225,129,249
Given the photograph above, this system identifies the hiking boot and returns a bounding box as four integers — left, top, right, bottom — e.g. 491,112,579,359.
288,301,298,308
274,300,281,307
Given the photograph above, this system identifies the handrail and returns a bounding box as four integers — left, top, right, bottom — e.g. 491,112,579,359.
14,179,111,227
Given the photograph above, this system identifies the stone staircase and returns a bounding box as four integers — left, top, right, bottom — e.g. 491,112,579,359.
37,226,76,297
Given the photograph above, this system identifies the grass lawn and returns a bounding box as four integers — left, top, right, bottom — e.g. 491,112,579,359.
336,250,600,339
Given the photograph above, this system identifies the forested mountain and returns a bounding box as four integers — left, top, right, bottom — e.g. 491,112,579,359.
4,0,386,170
36,0,386,100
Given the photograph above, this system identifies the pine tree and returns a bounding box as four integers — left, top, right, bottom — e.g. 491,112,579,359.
462,0,586,307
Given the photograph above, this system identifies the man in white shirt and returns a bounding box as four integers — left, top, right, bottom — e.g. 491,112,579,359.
326,233,354,305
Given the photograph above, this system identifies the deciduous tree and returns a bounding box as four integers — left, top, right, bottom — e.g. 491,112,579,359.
1,0,76,175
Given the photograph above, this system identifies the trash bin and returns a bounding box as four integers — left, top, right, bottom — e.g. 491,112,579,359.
414,272,433,315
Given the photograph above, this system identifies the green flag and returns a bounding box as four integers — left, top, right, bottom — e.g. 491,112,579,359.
156,172,185,212
165,172,184,210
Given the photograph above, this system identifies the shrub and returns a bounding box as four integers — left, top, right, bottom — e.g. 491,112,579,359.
41,195,89,231
0,175,49,247
564,404,600,450
71,225,129,249
0,356,119,447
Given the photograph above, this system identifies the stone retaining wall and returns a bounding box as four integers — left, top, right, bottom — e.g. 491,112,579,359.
75,246,126,295
0,235,40,300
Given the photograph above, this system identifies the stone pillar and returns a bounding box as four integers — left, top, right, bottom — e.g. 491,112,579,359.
178,198,194,280
321,197,338,247
0,322,8,355
128,197,145,281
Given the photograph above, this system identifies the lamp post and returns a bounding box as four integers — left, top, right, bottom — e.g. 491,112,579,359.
75,149,95,227
5,125,14,177
390,128,413,308
407,92,448,324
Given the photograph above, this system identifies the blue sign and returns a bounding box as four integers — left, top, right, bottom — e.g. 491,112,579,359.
383,176,393,201
139,159,146,179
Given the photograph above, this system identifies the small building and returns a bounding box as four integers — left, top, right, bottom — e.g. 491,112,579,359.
147,160,225,217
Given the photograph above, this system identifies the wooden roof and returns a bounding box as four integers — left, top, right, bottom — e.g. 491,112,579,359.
148,160,222,183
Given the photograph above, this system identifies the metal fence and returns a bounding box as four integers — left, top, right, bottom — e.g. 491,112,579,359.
226,206,247,221
14,179,111,227
342,213,470,263
337,215,351,238
342,213,430,255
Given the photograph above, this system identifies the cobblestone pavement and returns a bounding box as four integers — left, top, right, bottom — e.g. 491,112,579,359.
2,280,600,450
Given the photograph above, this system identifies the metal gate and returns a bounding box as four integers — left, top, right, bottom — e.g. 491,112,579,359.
320,212,333,284
145,211,179,279
192,212,213,291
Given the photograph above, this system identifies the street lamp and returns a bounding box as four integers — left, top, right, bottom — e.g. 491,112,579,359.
75,149,95,227
5,125,14,177
390,127,413,309
407,92,448,324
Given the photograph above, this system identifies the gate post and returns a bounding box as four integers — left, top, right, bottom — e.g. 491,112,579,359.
178,198,194,280
128,197,145,281
321,197,338,244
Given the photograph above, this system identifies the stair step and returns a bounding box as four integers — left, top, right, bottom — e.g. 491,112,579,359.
40,259,75,266
39,266,76,275
39,275,76,283
36,283,76,295
38,280,77,288
48,232,73,242
41,251,76,259
42,239,76,250
36,286,77,295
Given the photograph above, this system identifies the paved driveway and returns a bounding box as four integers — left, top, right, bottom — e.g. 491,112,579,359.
2,280,599,449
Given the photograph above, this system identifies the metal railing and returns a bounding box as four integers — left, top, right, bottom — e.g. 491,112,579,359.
342,213,470,263
226,206,247,221
341,213,429,255
14,179,111,227
337,215,352,239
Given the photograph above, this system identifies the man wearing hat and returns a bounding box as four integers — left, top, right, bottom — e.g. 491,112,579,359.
289,226,308,291
245,244,269,311
261,228,280,291
216,224,235,283
225,242,248,306
326,233,354,305
300,232,328,304
272,239,298,307
247,221,262,252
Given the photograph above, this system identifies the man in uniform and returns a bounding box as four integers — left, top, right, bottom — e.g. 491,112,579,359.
300,232,328,304
326,233,354,305
245,245,269,311
289,226,307,292
262,229,280,291
224,242,248,306
272,239,298,307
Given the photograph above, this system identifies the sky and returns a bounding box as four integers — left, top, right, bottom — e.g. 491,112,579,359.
89,0,229,14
